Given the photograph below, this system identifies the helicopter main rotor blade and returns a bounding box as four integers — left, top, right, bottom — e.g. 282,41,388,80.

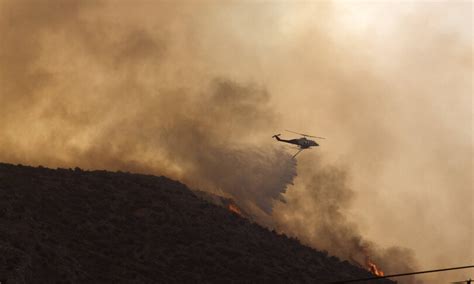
285,129,326,139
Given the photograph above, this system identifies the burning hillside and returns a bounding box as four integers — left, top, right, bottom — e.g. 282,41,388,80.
366,256,385,277
0,2,470,282
0,162,395,283
193,190,249,219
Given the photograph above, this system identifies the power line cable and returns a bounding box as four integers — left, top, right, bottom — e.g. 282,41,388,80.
329,265,474,283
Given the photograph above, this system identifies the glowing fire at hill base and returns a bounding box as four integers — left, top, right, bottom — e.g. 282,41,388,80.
366,256,385,276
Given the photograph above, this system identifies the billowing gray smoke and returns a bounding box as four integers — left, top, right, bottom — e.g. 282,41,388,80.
144,79,298,216
274,159,420,282
0,0,296,219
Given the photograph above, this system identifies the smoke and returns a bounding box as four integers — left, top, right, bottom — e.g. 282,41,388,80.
0,0,296,220
273,159,420,282
0,1,471,283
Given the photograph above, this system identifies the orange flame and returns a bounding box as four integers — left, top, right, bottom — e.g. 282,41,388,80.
366,258,384,276
228,203,242,216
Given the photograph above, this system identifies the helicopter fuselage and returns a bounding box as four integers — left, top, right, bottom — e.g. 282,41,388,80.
273,135,318,149
272,131,324,158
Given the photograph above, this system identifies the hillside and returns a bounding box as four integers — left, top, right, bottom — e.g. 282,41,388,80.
0,163,393,283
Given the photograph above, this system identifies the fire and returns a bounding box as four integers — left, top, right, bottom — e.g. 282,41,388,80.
228,203,243,216
366,258,384,277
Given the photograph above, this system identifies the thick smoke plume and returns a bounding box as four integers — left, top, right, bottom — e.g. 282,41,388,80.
0,1,471,283
0,0,296,220
274,160,419,282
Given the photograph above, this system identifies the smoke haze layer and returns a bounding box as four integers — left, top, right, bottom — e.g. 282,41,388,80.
273,159,419,283
0,1,471,283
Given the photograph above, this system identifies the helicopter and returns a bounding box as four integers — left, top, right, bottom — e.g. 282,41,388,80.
272,129,325,158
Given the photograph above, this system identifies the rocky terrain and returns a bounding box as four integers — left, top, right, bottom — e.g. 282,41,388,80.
0,162,393,283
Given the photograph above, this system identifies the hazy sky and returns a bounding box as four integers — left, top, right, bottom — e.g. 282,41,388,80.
0,1,472,283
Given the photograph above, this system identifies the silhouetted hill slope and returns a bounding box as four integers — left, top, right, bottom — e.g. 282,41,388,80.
0,163,393,283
